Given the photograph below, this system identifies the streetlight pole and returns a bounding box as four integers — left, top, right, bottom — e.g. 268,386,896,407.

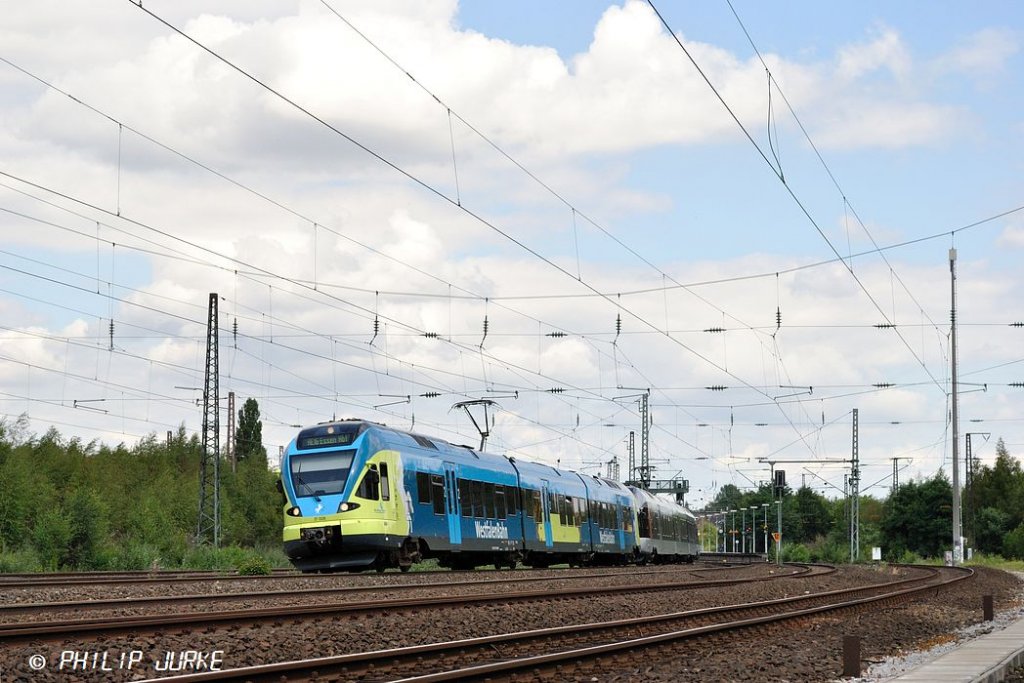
775,499,783,565
718,513,724,552
762,502,769,558
950,247,962,565
730,509,736,552
741,508,747,553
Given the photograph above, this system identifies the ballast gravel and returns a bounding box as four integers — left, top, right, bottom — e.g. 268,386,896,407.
0,563,1020,682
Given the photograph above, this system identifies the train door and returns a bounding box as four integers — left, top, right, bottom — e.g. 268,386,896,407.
540,481,554,548
443,463,462,546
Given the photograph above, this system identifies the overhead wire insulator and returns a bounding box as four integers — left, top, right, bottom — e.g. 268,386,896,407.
423,332,439,339
873,383,894,388
546,331,567,338
108,319,114,350
614,313,622,343
370,291,381,346
1011,322,1024,328
1009,382,1024,388
420,391,442,398
775,307,781,330
706,385,727,391
547,387,565,394
703,327,725,333
232,318,238,348
480,315,489,348
874,323,896,329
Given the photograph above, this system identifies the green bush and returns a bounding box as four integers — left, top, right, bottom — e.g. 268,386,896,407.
181,544,250,571
32,510,71,570
0,547,43,572
236,554,272,576
102,541,165,571
783,543,811,563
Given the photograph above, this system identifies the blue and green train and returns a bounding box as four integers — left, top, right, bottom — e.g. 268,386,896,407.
279,419,698,572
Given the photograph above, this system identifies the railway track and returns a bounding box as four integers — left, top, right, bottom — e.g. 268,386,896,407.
140,564,974,682
0,564,829,641
0,562,716,590
0,568,300,588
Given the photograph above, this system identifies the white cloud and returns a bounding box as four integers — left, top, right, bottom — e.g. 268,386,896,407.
997,222,1024,249
836,26,912,81
938,27,1020,81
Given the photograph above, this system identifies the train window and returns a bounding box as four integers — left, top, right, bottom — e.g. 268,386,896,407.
458,479,471,517
379,463,390,501
534,491,544,520
471,480,484,519
484,483,495,518
416,472,431,505
548,493,557,522
289,450,353,498
430,475,445,515
356,466,380,500
495,486,507,518
638,505,650,538
507,486,518,516
525,489,540,519
565,497,576,526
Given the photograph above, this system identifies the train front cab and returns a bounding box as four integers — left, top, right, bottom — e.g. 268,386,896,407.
282,422,412,572
631,486,699,564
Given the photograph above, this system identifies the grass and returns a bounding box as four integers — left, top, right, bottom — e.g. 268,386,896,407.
964,553,1024,572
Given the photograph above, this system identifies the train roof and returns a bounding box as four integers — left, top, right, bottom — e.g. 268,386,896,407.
628,485,696,517
295,419,646,496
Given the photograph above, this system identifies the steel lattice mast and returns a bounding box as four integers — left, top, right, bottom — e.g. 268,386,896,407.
196,293,221,546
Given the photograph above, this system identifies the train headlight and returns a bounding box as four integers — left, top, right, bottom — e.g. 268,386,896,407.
287,506,302,517
337,502,360,513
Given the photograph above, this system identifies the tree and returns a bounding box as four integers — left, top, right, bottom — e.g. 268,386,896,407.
881,473,952,560
970,439,1024,533
974,506,1012,554
1003,522,1024,560
235,398,265,464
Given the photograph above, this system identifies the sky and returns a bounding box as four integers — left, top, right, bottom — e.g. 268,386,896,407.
1,0,1023,509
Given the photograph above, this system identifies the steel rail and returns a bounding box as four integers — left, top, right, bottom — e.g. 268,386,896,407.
0,564,749,617
0,562,694,588
0,564,827,641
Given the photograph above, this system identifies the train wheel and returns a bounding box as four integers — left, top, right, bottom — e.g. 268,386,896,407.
399,564,411,573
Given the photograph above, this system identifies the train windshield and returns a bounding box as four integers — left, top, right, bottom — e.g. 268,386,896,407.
290,450,354,498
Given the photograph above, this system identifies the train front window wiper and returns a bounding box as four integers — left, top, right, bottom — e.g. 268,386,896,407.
294,461,320,502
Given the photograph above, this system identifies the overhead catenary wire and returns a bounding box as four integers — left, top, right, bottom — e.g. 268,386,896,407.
126,1,835,462
646,0,946,396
